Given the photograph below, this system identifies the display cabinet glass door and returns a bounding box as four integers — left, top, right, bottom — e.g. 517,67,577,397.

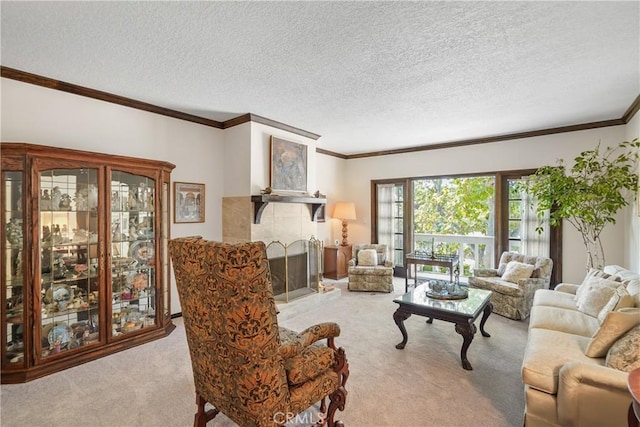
39,168,100,358
3,171,25,366
110,171,157,336
161,182,170,320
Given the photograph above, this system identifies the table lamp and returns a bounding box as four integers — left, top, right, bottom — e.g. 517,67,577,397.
333,201,356,246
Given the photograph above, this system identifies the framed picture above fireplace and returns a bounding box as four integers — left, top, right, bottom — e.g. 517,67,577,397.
270,136,307,193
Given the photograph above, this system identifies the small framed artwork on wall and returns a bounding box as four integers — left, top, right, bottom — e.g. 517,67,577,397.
174,182,205,223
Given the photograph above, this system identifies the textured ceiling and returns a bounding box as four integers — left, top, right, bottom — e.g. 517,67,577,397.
1,1,639,155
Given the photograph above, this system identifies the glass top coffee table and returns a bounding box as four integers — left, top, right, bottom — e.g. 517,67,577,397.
393,284,493,370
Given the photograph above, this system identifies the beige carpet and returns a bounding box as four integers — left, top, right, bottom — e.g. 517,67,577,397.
0,278,528,427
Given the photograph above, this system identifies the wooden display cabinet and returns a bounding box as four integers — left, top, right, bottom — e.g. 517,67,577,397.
1,143,175,383
324,245,352,280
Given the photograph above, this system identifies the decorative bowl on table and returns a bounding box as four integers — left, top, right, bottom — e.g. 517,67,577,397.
426,280,469,300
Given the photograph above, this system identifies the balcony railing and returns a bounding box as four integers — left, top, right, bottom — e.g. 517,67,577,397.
413,233,495,278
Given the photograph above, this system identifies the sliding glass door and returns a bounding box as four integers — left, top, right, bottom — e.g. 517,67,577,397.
372,170,561,285
412,176,495,277
374,181,407,277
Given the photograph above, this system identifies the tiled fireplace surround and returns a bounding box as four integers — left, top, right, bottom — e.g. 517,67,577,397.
222,197,320,299
222,196,318,244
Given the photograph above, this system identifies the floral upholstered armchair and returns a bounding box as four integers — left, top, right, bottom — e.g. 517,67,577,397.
347,243,394,293
169,237,349,427
468,251,553,320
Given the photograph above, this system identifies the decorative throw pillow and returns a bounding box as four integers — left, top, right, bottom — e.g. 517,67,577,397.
582,268,621,284
496,263,507,276
603,265,640,282
576,282,618,318
585,308,640,357
501,261,535,283
605,324,640,372
597,285,635,324
357,249,378,266
575,269,622,301
575,275,623,304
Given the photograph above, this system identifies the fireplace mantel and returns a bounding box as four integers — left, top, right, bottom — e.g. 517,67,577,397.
251,194,326,224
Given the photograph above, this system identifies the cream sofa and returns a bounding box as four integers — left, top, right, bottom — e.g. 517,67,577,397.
522,265,640,427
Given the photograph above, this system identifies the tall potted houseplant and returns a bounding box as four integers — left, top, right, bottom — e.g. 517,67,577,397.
522,138,639,271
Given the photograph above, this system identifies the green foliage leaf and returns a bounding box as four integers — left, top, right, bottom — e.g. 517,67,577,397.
520,138,639,249
413,176,495,236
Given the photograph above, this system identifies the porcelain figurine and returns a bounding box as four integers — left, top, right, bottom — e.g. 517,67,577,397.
128,219,137,240
51,186,62,210
112,221,123,241
40,189,51,210
42,225,51,242
138,183,147,209
86,184,98,209
111,191,120,211
127,190,137,210
59,193,72,210
74,191,86,211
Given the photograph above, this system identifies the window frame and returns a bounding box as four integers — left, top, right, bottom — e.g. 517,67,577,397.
371,169,562,286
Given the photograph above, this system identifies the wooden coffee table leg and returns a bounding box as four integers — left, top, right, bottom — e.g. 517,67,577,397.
479,302,492,337
393,308,411,349
455,322,477,370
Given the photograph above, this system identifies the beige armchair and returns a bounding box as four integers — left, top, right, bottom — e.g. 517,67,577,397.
347,244,394,293
469,251,553,320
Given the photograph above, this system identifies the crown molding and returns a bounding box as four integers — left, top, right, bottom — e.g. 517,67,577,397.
222,113,320,140
2,66,637,160
316,147,348,159
344,118,626,159
1,66,320,141
0,66,224,128
622,94,640,124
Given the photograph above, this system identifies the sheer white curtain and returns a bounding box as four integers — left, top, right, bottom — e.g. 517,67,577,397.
522,181,550,257
377,184,394,264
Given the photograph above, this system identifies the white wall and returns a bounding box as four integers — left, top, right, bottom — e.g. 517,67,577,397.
223,122,252,196
625,112,640,272
315,153,348,246
343,126,633,284
1,78,224,314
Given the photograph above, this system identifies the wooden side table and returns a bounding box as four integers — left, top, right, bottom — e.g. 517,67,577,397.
629,368,640,427
324,245,352,280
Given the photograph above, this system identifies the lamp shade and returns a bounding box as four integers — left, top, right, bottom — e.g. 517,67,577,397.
333,202,356,220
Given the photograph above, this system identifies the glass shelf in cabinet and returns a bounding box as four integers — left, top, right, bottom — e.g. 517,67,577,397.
42,303,98,319
6,312,23,324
